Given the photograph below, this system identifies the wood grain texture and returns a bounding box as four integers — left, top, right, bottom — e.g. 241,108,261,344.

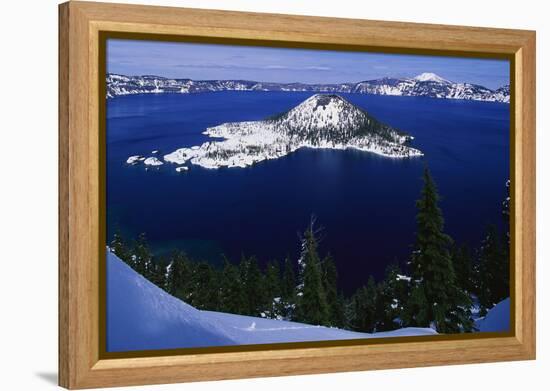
58,3,70,387
58,1,536,388
517,34,536,354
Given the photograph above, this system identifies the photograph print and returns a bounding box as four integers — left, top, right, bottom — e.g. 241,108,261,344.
105,38,511,353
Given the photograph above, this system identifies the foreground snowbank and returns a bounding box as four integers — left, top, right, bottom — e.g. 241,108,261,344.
475,298,510,333
106,252,436,352
107,251,234,351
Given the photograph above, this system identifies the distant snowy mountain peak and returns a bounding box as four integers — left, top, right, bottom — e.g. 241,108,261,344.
414,72,452,84
494,84,511,103
106,73,510,103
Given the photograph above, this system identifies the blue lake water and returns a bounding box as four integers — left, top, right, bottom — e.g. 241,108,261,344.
106,91,509,295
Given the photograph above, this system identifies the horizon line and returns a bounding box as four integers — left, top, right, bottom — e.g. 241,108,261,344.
107,72,510,89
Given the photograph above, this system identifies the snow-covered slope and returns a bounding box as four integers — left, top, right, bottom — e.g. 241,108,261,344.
475,298,511,333
158,94,422,170
107,251,436,352
107,251,236,351
107,73,510,103
202,310,436,345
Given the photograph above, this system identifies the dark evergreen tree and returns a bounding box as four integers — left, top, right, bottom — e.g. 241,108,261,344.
264,261,281,318
376,263,409,331
240,256,266,316
133,233,152,277
476,225,509,315
333,292,348,329
451,243,474,293
405,168,472,332
322,254,343,327
110,231,131,264
148,257,167,289
352,276,378,332
190,262,219,310
165,251,191,300
444,288,474,333
295,220,329,326
281,257,296,300
502,179,511,224
281,256,297,319
403,284,430,327
219,258,246,314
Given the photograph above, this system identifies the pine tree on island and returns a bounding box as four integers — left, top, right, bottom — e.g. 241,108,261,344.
405,168,472,332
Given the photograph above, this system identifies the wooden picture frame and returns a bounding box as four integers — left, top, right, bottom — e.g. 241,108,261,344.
59,1,536,388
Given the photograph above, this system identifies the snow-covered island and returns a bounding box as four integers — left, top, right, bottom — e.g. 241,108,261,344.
129,94,422,170
143,157,163,166
126,155,147,165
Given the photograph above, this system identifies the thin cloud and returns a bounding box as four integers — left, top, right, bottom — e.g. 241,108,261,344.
174,63,248,70
171,63,333,72
306,66,332,71
265,65,331,71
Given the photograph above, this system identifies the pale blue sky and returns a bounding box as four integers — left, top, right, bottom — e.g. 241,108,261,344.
107,39,509,89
